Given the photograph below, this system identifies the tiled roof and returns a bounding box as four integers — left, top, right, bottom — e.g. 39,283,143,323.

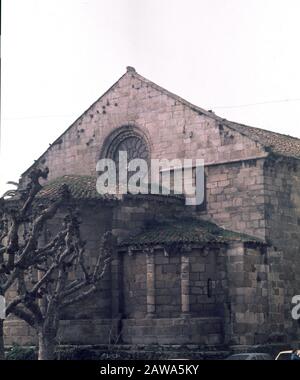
37,175,184,203
37,175,118,202
226,121,300,159
119,218,263,247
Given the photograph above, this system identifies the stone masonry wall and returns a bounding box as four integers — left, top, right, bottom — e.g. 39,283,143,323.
122,252,147,319
120,246,223,320
189,247,224,318
264,157,300,343
119,245,225,345
154,250,181,318
201,159,266,239
224,242,285,346
121,317,223,346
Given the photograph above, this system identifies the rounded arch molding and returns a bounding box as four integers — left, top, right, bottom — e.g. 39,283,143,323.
99,125,152,162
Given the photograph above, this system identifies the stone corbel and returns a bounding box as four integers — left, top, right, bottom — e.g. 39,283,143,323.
200,246,210,257
128,246,134,256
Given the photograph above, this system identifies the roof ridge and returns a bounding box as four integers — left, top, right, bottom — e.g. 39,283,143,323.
228,120,300,142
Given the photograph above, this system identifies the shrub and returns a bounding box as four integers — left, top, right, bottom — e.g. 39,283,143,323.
6,345,37,360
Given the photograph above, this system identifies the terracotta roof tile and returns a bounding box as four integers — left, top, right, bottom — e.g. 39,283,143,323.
37,175,185,203
120,218,263,247
38,175,118,201
226,121,300,159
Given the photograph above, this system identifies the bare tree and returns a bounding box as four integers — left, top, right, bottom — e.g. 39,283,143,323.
10,218,112,360
0,167,64,360
0,169,113,360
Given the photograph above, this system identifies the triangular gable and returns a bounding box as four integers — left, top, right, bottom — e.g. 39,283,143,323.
21,66,300,180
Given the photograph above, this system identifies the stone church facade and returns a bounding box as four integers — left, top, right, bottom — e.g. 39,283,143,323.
4,67,300,348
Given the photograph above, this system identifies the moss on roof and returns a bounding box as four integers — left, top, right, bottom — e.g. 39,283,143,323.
120,218,263,247
226,122,300,159
38,175,118,201
37,175,184,203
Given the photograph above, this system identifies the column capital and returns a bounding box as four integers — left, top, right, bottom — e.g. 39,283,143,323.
144,246,155,256
182,244,192,253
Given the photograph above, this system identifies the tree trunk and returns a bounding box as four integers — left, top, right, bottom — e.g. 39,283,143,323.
38,329,56,360
0,320,5,360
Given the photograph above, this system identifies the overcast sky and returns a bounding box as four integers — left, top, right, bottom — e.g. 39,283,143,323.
1,0,300,194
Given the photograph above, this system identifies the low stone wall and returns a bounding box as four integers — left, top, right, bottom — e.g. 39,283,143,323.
122,317,223,345
4,318,119,346
4,317,222,347
58,319,120,345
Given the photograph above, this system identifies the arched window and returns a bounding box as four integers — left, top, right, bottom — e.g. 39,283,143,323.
112,135,150,164
99,126,151,192
102,126,150,163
